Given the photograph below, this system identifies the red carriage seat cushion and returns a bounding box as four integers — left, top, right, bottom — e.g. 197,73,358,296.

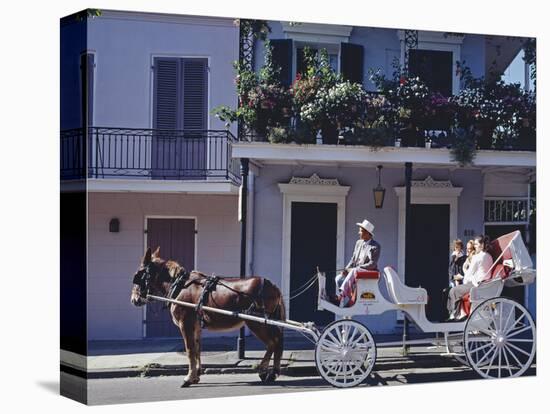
356,270,380,280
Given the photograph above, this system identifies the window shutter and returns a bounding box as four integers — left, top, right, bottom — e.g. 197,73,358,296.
183,59,208,130
340,42,364,84
408,49,453,96
270,39,293,86
153,58,181,130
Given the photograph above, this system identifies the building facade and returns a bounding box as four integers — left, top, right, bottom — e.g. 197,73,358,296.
60,11,536,342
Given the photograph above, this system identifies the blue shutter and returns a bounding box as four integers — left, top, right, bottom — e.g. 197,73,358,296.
153,58,181,130
182,59,208,130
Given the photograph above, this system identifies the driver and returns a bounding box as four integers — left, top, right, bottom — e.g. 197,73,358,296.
333,219,381,307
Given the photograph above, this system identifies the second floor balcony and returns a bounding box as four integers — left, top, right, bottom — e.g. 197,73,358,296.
61,127,241,189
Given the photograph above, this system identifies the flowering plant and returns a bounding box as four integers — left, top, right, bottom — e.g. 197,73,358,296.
301,81,367,128
212,41,291,139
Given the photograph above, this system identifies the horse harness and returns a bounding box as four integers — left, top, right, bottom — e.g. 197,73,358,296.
167,270,268,328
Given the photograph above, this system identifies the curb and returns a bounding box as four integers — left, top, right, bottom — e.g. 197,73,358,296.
61,356,463,380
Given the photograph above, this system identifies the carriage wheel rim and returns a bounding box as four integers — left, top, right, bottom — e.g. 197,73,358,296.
464,298,536,379
315,320,376,388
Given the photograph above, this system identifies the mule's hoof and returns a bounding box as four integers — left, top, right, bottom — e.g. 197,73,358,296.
258,371,268,383
181,377,200,387
265,370,278,383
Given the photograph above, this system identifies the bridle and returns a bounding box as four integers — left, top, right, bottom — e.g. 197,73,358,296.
133,263,191,300
133,264,153,299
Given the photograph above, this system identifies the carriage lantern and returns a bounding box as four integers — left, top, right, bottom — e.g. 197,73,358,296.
373,165,386,209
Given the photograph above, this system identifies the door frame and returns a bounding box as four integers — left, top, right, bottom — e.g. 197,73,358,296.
278,176,350,315
142,215,198,338
394,178,462,283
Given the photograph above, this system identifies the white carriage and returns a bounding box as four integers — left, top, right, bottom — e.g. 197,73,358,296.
314,230,536,387
148,230,535,388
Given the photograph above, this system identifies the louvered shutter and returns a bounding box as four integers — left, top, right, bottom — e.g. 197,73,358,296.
182,59,208,130
271,39,293,86
153,58,181,130
340,43,364,84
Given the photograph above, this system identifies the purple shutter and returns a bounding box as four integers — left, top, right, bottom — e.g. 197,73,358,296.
182,58,208,130
153,57,182,130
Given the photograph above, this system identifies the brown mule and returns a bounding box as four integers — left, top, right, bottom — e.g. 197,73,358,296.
130,247,286,387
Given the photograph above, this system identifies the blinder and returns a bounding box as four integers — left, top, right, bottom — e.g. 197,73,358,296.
133,264,153,298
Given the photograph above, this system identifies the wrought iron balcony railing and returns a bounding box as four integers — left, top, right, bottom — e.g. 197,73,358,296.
60,127,240,185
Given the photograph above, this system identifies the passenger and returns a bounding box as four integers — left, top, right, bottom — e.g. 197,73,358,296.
460,239,476,278
446,235,493,321
448,239,466,288
442,239,467,310
332,219,380,307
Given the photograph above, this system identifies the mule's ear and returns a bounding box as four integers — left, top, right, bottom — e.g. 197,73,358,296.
152,246,160,259
143,247,152,264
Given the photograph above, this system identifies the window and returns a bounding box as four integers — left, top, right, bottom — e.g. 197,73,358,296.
409,49,453,96
296,45,339,77
398,31,464,95
153,57,208,130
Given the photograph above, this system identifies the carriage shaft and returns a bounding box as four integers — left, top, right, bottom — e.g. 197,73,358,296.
147,295,320,340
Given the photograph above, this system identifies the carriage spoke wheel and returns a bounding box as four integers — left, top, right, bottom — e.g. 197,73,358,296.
315,320,376,388
464,298,536,379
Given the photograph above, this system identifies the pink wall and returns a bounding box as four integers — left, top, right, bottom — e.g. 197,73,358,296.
87,192,240,340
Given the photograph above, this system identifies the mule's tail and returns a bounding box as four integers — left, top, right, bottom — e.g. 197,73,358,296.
263,278,286,348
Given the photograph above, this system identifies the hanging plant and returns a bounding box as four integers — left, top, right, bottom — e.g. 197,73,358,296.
450,128,477,166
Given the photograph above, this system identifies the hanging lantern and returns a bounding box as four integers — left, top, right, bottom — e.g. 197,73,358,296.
373,165,386,209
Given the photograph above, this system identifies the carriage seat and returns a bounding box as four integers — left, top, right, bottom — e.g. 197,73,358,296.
383,267,428,305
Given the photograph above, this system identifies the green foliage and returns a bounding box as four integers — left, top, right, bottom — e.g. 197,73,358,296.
450,128,477,166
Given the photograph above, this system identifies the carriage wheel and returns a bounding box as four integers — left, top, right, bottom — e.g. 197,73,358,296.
315,319,376,388
464,298,536,379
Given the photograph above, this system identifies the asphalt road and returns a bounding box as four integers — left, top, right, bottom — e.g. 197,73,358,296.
81,364,516,405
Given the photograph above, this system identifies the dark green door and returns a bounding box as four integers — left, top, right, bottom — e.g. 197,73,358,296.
406,204,450,322
290,202,337,326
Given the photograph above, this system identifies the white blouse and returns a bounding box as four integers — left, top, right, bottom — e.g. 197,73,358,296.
463,251,494,287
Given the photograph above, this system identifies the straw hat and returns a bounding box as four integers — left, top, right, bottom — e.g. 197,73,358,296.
356,219,375,235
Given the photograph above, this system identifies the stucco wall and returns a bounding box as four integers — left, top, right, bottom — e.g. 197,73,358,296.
252,164,485,333
87,192,240,340
64,12,239,135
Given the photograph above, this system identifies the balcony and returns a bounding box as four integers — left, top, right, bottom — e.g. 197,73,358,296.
60,127,241,187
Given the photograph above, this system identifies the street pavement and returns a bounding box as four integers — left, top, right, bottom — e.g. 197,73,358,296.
60,333,536,405
78,364,537,405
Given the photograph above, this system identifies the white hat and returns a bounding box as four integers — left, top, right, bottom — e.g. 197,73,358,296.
356,219,375,235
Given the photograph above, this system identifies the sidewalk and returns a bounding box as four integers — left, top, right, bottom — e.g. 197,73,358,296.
61,333,462,379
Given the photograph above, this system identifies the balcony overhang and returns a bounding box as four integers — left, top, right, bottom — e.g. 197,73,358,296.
232,142,536,169
62,179,239,194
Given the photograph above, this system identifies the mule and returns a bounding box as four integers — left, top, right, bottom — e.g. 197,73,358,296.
130,247,285,387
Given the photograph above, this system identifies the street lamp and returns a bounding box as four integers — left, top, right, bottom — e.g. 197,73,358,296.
373,165,386,209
